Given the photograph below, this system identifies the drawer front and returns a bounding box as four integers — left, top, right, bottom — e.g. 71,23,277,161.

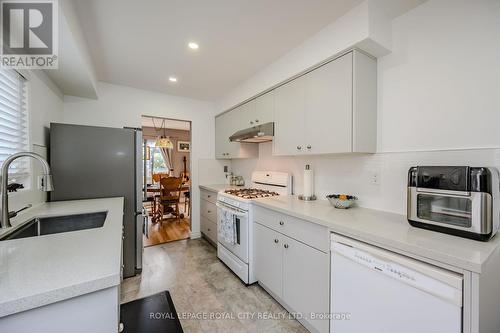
201,216,217,243
200,189,217,204
254,206,329,253
200,199,217,222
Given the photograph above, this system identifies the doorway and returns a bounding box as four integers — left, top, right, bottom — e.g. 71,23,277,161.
141,115,191,246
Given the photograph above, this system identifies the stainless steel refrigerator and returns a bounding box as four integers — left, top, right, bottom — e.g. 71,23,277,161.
49,123,143,278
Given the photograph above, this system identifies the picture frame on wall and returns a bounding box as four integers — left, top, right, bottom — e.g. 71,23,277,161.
177,141,190,152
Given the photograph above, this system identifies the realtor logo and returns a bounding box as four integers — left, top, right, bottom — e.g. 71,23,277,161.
0,0,58,69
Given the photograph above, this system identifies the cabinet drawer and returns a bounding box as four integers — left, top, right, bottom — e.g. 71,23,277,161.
254,206,329,253
200,199,217,222
201,216,217,243
200,189,217,204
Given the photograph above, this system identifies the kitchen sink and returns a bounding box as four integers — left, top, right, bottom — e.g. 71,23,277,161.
0,211,107,241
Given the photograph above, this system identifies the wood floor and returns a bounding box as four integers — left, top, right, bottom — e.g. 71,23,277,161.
143,204,191,247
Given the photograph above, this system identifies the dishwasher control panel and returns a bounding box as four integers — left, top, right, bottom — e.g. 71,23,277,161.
332,241,462,306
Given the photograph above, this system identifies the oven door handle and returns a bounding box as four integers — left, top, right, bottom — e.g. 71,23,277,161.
216,202,248,216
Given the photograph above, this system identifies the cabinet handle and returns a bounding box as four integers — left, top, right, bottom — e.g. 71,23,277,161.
279,221,284,226
296,146,302,150
274,239,279,243
307,145,311,150
284,244,289,249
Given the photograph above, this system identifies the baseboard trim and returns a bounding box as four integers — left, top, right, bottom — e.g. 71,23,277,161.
190,231,202,239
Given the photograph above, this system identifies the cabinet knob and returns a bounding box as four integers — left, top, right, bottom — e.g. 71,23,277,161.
274,239,279,243
255,119,259,123
279,221,284,226
250,121,254,125
207,210,211,213
207,195,211,198
208,228,211,232
284,244,289,249
296,146,302,150
307,145,312,149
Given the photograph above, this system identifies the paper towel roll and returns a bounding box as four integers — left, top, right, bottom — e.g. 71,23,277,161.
303,165,313,198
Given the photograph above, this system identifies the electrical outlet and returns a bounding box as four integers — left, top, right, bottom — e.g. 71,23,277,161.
371,171,381,185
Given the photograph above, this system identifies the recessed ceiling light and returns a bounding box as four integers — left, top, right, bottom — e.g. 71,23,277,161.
169,76,178,83
188,42,199,50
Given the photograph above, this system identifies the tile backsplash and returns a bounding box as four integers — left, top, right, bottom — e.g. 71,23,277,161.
231,142,500,215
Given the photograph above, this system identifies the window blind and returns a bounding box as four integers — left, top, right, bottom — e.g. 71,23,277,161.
0,69,28,181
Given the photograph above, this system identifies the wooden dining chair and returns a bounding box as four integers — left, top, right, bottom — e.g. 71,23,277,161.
157,177,183,223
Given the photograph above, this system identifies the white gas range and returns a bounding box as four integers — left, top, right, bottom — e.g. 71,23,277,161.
216,171,292,284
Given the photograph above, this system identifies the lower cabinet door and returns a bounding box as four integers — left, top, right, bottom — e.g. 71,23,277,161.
254,223,283,298
282,236,330,333
201,216,217,244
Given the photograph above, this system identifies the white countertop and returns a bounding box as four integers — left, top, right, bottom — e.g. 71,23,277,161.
253,196,500,273
0,197,124,318
199,184,242,192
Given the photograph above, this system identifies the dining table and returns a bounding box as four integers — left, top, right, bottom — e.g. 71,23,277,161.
144,181,190,223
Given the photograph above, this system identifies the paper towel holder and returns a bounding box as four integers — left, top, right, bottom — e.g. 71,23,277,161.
299,164,316,201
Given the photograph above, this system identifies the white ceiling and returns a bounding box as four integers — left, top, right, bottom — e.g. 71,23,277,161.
141,117,191,131
73,0,364,101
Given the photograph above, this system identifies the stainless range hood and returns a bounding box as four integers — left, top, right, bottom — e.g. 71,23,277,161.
229,122,274,143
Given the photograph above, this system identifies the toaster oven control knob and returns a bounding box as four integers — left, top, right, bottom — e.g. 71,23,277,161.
284,244,289,249
279,221,284,226
296,146,302,150
274,239,279,243
307,145,312,150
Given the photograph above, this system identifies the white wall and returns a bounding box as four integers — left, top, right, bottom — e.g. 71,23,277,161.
377,0,500,152
228,0,500,215
217,1,372,112
8,71,64,212
62,81,216,238
232,143,500,215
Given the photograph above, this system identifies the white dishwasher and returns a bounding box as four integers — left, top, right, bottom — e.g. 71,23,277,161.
330,234,462,333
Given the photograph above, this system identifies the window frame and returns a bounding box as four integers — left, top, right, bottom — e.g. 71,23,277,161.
0,68,30,188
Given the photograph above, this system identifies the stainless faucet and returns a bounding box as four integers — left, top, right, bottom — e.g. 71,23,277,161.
1,152,54,229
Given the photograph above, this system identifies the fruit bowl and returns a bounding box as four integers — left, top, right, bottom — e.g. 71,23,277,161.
326,194,358,209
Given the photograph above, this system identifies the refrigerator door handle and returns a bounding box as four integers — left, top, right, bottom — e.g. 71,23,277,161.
135,213,144,272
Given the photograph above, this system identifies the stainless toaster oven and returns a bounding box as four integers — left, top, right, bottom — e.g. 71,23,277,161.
407,166,499,241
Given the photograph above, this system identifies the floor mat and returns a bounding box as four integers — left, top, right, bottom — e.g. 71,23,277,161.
120,291,183,333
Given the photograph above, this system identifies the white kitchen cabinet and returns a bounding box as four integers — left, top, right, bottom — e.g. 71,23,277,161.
254,212,329,333
304,52,352,154
254,223,283,298
283,235,329,333
215,110,258,159
273,50,376,156
0,286,119,333
236,92,275,129
199,188,218,245
273,76,306,155
253,91,274,126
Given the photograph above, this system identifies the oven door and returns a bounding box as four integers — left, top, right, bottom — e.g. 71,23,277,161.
408,187,492,234
216,201,249,263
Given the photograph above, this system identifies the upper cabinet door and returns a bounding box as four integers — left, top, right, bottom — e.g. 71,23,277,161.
304,52,353,154
253,91,274,125
215,112,232,159
273,77,306,156
236,101,255,129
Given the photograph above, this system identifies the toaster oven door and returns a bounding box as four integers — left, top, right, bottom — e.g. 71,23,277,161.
408,188,492,235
